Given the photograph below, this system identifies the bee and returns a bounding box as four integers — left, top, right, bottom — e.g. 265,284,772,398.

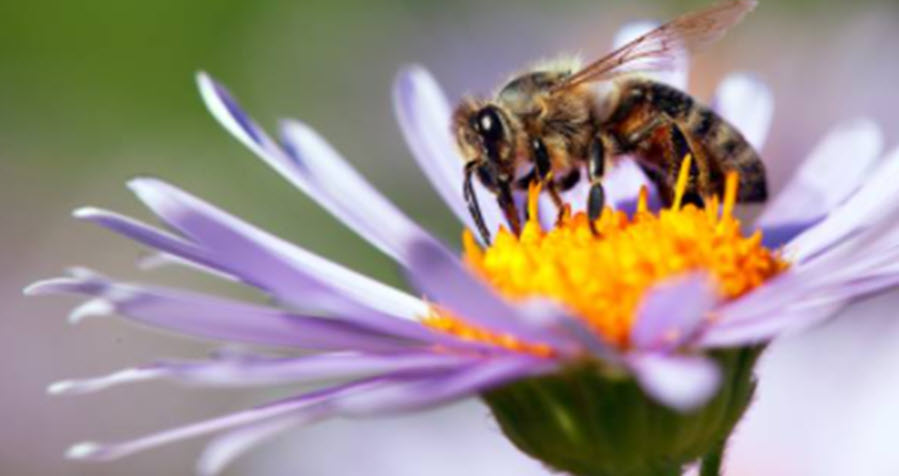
453,0,767,243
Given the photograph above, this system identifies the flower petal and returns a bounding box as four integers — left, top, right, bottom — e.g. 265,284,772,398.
198,72,424,261
64,379,378,462
125,178,429,321
787,144,899,263
335,355,554,415
758,118,883,230
711,73,774,151
49,352,478,394
196,72,289,174
197,416,307,476
698,301,844,348
25,270,431,349
73,207,221,274
392,66,505,243
613,21,688,90
628,353,721,412
605,159,660,214
279,119,442,265
631,273,718,351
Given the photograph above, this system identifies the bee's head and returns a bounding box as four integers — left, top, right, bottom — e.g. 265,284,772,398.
452,98,522,243
452,99,516,192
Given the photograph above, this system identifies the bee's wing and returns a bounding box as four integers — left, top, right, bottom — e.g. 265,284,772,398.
553,0,757,91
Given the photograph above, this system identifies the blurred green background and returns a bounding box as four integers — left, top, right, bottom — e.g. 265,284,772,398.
3,1,899,475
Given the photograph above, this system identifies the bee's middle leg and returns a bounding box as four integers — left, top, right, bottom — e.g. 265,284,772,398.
531,137,567,223
587,131,618,233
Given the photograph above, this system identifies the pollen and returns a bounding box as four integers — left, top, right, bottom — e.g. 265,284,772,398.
424,156,788,353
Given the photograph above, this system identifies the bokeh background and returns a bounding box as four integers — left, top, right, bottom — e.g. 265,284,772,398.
3,0,899,474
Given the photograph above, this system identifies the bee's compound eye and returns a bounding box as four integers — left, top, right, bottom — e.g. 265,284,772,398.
475,106,505,146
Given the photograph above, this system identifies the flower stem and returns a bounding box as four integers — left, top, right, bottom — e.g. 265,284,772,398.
699,440,726,476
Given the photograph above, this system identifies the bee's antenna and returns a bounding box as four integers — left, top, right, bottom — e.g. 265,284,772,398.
464,163,492,245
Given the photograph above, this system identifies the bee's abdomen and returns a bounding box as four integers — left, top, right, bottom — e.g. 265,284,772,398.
609,78,768,203
684,104,767,202
649,82,694,119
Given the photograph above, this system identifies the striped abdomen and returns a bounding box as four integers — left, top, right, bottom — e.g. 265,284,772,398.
606,78,767,203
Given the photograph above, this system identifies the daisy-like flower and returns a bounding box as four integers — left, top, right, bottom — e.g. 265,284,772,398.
29,22,898,476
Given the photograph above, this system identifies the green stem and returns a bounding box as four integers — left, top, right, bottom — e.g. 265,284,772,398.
699,440,726,476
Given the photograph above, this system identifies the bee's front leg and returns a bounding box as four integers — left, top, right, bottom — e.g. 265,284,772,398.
496,178,522,236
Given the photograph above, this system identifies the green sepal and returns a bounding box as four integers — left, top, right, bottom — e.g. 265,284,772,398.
482,347,761,476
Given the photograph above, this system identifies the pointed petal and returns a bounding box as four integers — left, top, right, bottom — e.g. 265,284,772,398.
64,380,376,462
787,144,898,263
198,72,424,261
392,66,504,243
72,207,223,274
48,367,165,395
336,355,554,415
49,352,477,394
712,73,774,151
197,417,306,476
631,273,718,351
758,118,883,229
125,178,429,321
196,72,290,173
699,301,844,348
279,119,441,265
628,353,721,411
26,270,431,349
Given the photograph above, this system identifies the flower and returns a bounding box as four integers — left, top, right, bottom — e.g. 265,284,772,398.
28,21,899,476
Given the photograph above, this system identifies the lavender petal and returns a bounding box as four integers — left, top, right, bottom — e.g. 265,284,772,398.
335,355,555,415
197,416,309,476
25,270,432,350
48,352,478,394
64,379,378,462
711,73,774,151
787,145,899,263
197,72,423,261
604,159,660,214
758,118,883,231
698,301,844,348
392,66,504,243
628,353,721,412
631,273,718,351
279,119,444,265
125,178,430,321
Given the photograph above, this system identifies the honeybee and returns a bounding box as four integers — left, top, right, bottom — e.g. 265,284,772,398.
453,0,767,243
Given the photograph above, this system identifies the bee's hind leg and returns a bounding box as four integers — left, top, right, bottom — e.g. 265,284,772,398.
665,123,706,208
626,112,709,208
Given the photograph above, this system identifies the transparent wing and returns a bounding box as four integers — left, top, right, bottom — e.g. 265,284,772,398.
554,0,757,91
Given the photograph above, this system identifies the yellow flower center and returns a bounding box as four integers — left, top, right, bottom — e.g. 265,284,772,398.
424,157,788,355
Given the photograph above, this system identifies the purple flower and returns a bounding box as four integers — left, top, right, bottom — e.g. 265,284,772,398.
28,21,899,476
